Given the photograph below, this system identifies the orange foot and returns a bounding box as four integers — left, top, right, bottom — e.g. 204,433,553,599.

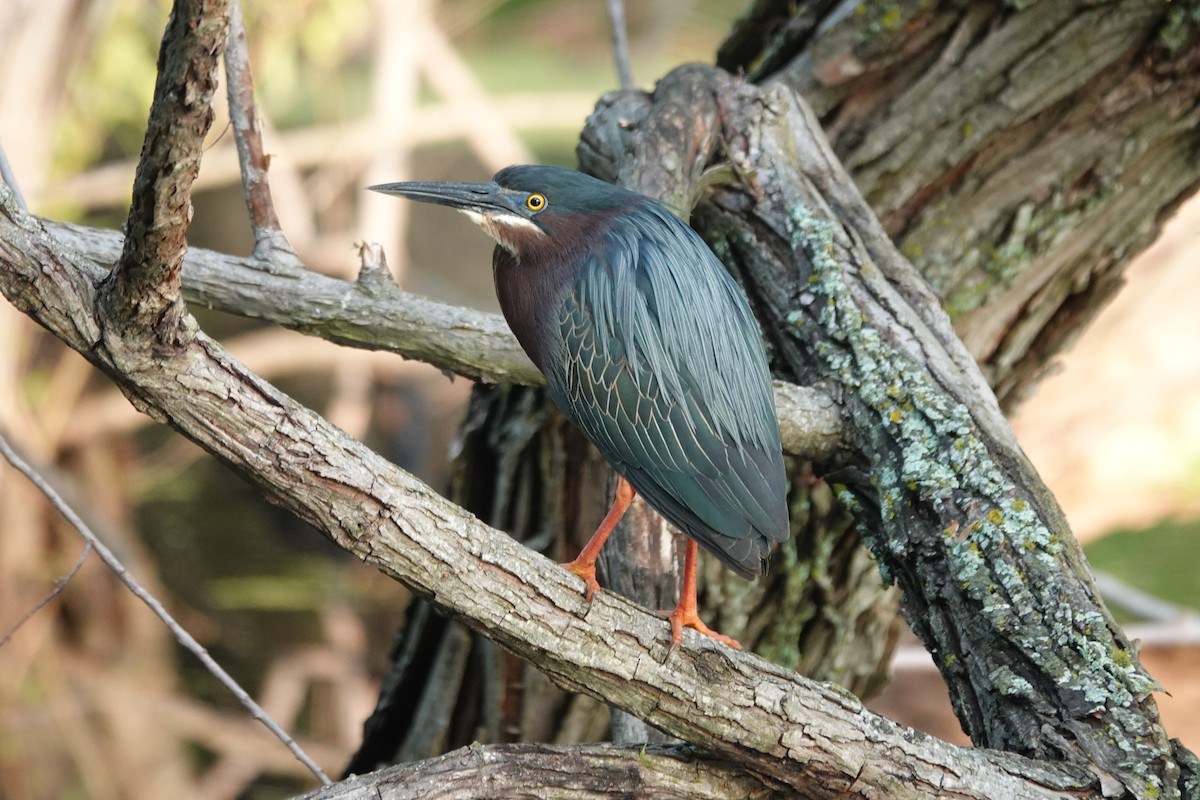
560,559,602,603
662,605,742,654
661,538,742,655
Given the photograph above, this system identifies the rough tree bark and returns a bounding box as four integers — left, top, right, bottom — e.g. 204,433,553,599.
2,0,1199,798
722,0,1200,408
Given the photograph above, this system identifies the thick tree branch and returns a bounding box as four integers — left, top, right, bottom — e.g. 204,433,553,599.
1,183,1099,799
308,743,778,799
578,63,1187,795
721,0,1200,408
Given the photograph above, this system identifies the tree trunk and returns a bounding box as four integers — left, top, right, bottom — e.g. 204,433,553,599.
343,0,1200,787
723,0,1200,406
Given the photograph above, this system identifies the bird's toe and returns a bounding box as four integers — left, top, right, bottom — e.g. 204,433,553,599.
560,559,602,603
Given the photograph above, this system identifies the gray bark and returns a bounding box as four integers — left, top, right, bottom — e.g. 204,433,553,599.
434,10,1200,778
577,63,1180,795
309,744,782,800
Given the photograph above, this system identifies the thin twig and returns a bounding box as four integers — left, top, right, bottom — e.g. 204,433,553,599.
0,539,91,649
224,0,296,262
0,140,28,212
606,0,635,90
0,428,333,786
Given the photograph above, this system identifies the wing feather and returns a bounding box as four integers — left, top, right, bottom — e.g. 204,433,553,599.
543,202,788,578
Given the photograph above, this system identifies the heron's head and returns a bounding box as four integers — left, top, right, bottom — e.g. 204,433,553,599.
370,165,637,255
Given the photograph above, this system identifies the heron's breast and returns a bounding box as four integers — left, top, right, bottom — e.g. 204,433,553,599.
492,246,577,373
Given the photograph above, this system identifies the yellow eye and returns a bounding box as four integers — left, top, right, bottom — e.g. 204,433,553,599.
525,193,547,211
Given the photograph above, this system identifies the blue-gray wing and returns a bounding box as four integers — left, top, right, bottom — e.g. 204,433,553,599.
543,203,788,578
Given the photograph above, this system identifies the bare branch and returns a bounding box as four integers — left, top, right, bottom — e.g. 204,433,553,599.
46,219,846,461
306,742,776,799
1093,571,1199,625
108,0,231,333
606,0,635,90
0,540,91,648
0,425,331,786
0,440,91,648
223,0,295,262
0,140,27,211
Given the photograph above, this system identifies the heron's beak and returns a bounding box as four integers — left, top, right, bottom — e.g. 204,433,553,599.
368,180,522,217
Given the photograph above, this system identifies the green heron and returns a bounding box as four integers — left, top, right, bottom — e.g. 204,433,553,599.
371,165,788,649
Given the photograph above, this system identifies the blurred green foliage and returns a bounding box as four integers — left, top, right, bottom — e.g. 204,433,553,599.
54,0,375,176
50,0,738,181
56,0,167,173
244,0,372,126
1085,520,1200,613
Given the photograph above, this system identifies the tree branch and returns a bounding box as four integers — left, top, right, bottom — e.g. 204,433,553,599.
0,139,27,211
0,182,1099,798
106,0,230,336
308,743,778,799
0,427,331,785
605,0,635,91
721,1,1200,408
578,63,1186,795
223,0,295,262
43,219,844,462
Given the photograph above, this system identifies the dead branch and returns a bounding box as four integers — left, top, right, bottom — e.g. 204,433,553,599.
0,426,331,784
224,0,295,261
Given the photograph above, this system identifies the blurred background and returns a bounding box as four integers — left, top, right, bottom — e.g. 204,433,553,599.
1,1,1197,797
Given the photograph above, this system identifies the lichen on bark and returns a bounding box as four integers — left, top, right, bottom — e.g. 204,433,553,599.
780,200,1170,795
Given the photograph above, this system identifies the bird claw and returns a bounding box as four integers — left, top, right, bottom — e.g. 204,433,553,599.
560,560,601,604
660,607,742,655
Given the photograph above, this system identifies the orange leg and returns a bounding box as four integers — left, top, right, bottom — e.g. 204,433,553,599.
561,475,634,602
665,539,742,652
